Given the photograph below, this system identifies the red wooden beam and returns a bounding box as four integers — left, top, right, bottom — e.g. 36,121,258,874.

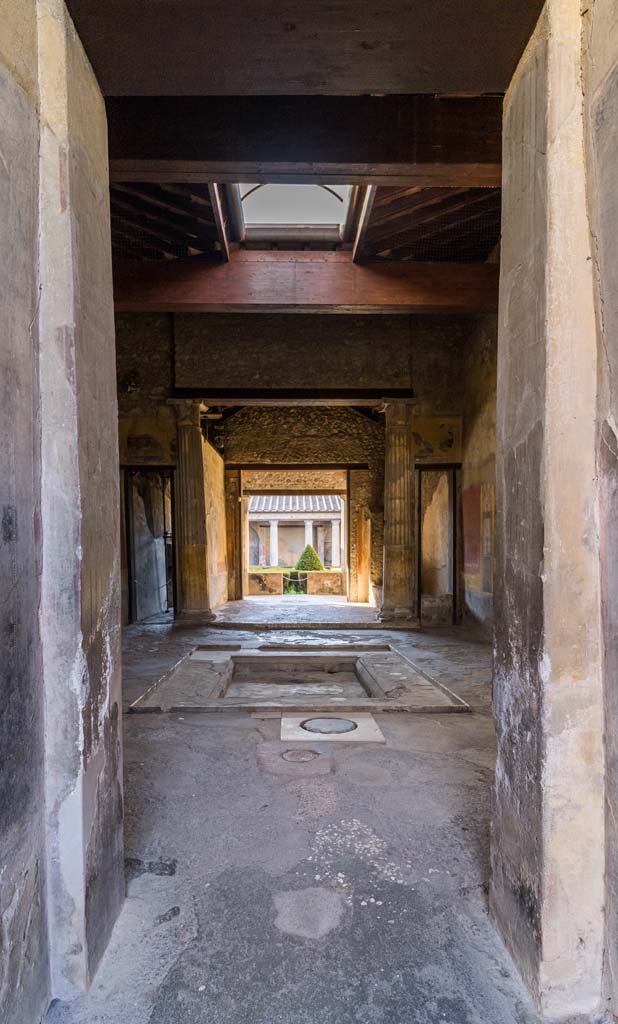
114,251,498,315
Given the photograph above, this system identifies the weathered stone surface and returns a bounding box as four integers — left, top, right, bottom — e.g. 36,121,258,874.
172,402,213,617
37,0,124,996
248,572,283,596
174,313,413,391
583,0,618,1010
307,571,344,596
203,439,227,609
0,5,50,1022
461,315,497,631
242,469,347,492
492,2,604,1015
381,402,417,621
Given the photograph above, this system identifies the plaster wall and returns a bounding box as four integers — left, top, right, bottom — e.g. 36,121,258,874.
461,315,497,630
582,0,618,1007
492,1,604,1015
203,439,228,608
37,0,123,996
1,0,123,1015
0,5,50,1022
420,471,451,597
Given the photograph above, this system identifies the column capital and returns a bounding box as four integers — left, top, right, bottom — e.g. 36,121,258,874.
379,396,417,413
167,399,206,428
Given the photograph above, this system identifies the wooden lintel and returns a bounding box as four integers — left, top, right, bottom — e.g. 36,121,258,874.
114,251,499,315
207,183,230,262
352,186,376,263
107,95,502,188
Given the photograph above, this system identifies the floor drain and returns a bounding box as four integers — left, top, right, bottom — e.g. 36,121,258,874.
281,748,320,762
300,717,358,735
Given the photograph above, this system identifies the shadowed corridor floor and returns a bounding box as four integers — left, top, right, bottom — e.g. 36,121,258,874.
47,622,544,1024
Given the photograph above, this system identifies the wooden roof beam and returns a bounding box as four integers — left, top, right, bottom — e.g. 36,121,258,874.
113,250,498,315
107,95,502,189
207,183,230,262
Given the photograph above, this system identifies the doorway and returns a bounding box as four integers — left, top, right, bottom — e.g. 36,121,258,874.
245,492,345,597
417,466,458,625
122,467,176,623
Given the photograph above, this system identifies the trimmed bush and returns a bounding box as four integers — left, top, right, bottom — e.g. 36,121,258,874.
295,544,325,572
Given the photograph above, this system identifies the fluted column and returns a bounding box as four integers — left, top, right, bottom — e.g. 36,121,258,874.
172,400,213,619
381,400,418,621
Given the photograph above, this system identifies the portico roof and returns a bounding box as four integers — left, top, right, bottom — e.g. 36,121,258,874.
249,495,341,514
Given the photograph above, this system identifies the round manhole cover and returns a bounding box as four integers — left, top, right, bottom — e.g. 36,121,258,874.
300,717,358,735
282,748,320,762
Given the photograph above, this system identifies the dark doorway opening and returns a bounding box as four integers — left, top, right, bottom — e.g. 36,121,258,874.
122,467,176,623
417,465,458,626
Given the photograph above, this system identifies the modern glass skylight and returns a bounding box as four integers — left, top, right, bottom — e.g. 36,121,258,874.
240,183,352,226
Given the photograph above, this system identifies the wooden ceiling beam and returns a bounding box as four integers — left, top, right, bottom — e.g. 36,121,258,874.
376,203,502,259
112,183,216,230
107,95,502,188
365,190,500,247
207,183,230,262
352,186,376,263
110,209,196,252
113,251,498,315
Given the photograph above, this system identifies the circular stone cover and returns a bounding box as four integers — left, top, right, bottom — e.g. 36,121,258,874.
281,749,320,762
300,718,358,735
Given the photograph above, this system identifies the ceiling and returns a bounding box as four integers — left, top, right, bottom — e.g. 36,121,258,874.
110,182,501,264
357,187,501,262
66,0,543,96
110,183,229,261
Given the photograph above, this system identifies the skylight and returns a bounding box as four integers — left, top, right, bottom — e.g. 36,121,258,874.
240,183,352,227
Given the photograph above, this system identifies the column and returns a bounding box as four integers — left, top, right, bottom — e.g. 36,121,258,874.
36,0,124,997
491,1,604,1016
304,519,313,548
259,527,267,566
331,519,341,567
269,519,279,566
172,401,213,619
225,468,242,600
380,401,417,621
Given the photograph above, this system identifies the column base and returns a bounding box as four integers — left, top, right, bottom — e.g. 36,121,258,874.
378,608,420,626
173,609,216,627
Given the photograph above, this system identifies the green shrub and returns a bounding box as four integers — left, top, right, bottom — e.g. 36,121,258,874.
295,545,325,572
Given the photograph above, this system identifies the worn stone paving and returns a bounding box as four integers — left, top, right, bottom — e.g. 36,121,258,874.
212,595,382,627
130,643,466,714
44,620,580,1024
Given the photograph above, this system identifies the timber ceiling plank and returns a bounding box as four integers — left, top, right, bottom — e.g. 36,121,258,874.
113,252,499,314
66,1,544,96
110,181,229,261
107,96,502,188
357,186,501,263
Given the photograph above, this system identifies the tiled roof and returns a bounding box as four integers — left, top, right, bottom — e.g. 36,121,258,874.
248,495,342,514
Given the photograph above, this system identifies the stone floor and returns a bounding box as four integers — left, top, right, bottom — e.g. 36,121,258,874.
46,620,596,1024
213,595,380,627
